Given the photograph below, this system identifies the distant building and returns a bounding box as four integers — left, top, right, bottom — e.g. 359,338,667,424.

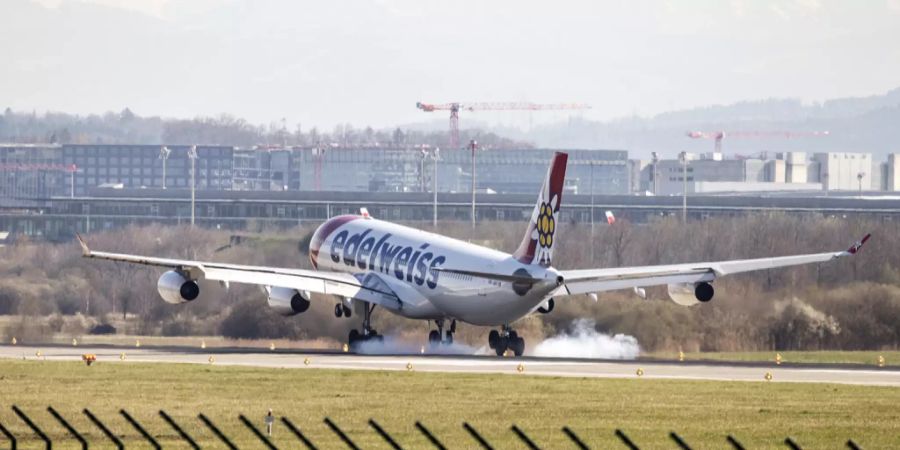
638,152,823,195
61,144,234,196
638,151,890,195
653,155,775,195
812,152,875,191
885,153,900,191
629,159,652,193
294,147,629,195
0,144,70,199
1,144,630,199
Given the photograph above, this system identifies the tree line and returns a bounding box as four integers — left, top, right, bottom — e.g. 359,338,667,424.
0,107,531,149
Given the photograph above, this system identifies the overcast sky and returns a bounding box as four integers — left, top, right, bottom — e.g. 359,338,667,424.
3,0,899,129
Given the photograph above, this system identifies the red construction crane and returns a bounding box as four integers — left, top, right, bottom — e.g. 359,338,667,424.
686,130,830,153
417,101,591,148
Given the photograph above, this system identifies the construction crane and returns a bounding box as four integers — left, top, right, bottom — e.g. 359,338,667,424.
416,101,591,148
686,130,830,153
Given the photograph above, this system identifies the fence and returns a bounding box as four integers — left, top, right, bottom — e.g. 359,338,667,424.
0,405,866,450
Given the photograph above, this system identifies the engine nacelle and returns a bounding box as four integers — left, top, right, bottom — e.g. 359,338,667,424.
537,298,555,314
666,282,714,306
157,270,200,304
267,287,312,316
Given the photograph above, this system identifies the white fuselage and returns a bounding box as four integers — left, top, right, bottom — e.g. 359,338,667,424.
311,215,560,326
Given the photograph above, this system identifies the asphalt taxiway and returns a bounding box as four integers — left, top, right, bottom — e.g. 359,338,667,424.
2,344,898,387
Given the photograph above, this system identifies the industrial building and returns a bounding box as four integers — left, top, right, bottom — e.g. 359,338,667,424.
4,141,900,241
63,144,235,195
886,154,900,191
812,152,875,191
0,144,72,201
634,151,897,195
0,144,630,201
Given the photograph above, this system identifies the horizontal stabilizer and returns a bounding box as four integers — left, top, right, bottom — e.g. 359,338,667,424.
432,267,541,284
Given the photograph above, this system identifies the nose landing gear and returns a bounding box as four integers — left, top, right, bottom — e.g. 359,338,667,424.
488,325,524,356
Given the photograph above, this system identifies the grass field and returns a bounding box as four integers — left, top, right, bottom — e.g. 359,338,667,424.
1,360,898,449
645,350,900,366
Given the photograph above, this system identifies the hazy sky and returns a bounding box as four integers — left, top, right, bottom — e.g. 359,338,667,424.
3,0,900,129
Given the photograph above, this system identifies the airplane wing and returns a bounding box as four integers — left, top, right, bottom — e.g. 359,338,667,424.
559,234,870,296
75,234,401,309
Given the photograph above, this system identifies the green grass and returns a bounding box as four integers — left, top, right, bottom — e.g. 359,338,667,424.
645,350,900,366
0,360,898,449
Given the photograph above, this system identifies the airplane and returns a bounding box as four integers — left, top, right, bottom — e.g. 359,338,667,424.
76,152,871,356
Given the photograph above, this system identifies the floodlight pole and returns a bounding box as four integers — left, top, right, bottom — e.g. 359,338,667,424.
159,146,171,189
188,145,198,227
469,139,477,228
590,161,595,264
70,165,76,198
432,148,440,229
680,151,687,223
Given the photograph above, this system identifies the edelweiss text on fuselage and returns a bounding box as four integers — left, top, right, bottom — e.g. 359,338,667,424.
329,228,446,289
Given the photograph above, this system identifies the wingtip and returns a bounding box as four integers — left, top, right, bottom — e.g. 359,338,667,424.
75,233,90,256
847,233,872,255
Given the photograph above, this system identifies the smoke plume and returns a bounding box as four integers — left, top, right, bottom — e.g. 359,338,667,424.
533,319,640,359
354,335,478,355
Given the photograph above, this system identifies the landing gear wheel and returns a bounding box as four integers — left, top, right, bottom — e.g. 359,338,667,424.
428,330,440,345
488,330,500,349
445,332,453,345
495,337,509,356
348,329,360,344
511,337,525,357
342,304,352,318
334,304,344,318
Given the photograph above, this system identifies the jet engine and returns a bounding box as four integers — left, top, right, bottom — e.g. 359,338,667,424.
666,282,714,306
157,270,200,304
537,298,555,314
267,287,312,316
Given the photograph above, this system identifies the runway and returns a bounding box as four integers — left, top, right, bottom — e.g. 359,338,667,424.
2,344,899,387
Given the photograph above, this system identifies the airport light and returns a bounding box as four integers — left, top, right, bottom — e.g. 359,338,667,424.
680,151,688,223
69,164,77,198
469,140,478,228
188,145,198,227
857,172,865,195
430,148,441,228
589,161,595,264
159,146,171,189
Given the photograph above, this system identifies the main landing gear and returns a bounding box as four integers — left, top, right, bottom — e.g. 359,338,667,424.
334,303,352,318
488,325,524,356
348,302,381,350
427,319,456,348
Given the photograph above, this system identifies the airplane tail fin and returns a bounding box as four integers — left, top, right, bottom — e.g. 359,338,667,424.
512,152,568,267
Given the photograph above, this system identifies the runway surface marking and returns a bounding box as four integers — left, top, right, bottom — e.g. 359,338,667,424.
2,345,899,387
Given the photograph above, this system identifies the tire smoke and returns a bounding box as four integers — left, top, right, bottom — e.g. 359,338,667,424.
354,336,478,355
533,319,640,359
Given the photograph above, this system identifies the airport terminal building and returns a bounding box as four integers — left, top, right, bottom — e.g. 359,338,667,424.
3,143,900,241
1,144,629,198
